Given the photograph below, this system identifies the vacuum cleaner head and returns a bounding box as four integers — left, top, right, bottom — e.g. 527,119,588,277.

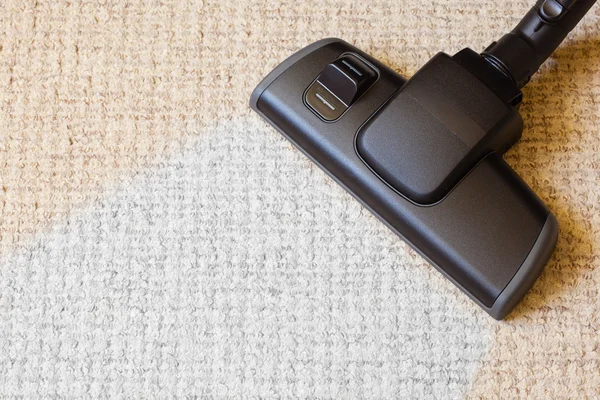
250,0,597,319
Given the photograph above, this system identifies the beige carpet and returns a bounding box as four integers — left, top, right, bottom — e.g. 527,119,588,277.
0,0,599,397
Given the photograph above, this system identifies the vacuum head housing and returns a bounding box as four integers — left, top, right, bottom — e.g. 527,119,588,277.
250,0,597,319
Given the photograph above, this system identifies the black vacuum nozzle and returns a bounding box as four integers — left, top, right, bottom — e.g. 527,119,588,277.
483,0,597,87
250,0,597,319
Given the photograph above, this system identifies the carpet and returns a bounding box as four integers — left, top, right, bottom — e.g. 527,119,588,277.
0,0,599,398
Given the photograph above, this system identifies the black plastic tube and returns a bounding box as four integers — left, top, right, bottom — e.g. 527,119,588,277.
483,0,597,87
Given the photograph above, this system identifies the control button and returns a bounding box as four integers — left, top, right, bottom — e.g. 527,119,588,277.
318,54,378,106
305,81,347,121
540,0,564,20
305,54,378,121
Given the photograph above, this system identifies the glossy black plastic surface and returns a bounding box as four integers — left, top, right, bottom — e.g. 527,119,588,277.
250,39,558,319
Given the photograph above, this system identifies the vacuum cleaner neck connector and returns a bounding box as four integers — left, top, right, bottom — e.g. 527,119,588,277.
482,0,597,88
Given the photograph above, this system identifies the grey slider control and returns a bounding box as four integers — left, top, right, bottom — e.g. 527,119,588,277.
304,53,378,121
540,0,565,20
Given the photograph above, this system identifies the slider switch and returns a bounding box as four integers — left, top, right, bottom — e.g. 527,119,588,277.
305,54,378,121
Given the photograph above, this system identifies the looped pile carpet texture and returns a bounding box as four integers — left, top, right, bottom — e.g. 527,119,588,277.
0,0,599,397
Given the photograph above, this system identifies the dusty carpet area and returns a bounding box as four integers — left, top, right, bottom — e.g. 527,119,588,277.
0,0,599,397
